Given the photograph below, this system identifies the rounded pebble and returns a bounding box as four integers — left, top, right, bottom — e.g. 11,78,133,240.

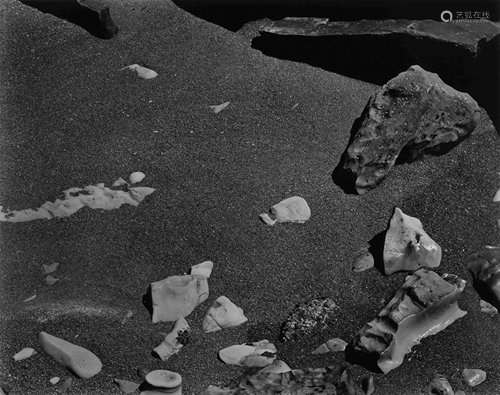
462,369,486,387
129,172,145,184
146,370,182,389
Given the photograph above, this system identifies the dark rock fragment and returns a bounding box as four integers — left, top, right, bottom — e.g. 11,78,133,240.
280,297,338,341
77,0,118,38
466,245,500,310
335,65,480,194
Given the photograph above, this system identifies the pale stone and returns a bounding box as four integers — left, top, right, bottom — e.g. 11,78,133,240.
12,347,36,361
260,196,311,225
258,360,291,374
202,296,247,333
426,374,454,395
349,269,466,374
153,317,191,361
384,207,441,275
462,369,486,387
150,274,209,323
129,172,145,184
190,261,214,278
219,340,276,367
38,332,102,379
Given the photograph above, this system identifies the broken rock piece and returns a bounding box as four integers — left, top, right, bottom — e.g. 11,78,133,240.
281,297,338,341
190,260,214,278
312,338,348,354
462,369,486,387
0,182,155,222
150,274,209,323
12,347,36,361
384,207,441,275
204,365,357,395
336,65,480,194
466,246,500,310
219,340,276,367
426,374,454,395
38,332,102,379
352,251,375,272
348,269,467,374
480,300,498,315
260,196,311,226
121,64,158,80
129,172,145,184
257,360,291,374
153,317,191,361
202,296,247,333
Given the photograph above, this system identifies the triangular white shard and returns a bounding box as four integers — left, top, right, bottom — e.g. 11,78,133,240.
202,296,247,333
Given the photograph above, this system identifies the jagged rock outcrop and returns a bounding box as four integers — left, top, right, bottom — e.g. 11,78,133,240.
335,65,480,194
347,269,467,374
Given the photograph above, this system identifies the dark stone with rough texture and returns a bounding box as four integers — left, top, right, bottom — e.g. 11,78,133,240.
77,0,118,38
466,246,500,310
336,65,480,194
261,18,500,56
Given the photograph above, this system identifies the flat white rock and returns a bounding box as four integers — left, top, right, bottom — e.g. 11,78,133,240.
129,172,146,184
190,261,214,278
260,196,311,226
13,347,36,361
202,296,247,333
219,340,276,367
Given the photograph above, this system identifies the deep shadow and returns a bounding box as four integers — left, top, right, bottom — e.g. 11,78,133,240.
368,228,388,276
471,279,500,311
331,113,366,195
253,32,499,131
344,343,384,374
171,0,499,33
19,0,118,39
142,286,154,318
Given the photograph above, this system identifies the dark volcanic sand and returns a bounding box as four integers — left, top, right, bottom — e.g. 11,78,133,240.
0,1,499,394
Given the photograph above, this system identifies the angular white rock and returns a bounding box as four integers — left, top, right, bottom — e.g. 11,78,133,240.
312,338,347,354
258,360,292,374
210,101,230,114
0,183,155,222
480,300,498,315
112,177,128,186
202,296,247,333
38,332,102,379
260,196,311,226
113,378,140,393
219,340,276,367
150,274,209,323
191,261,214,278
153,317,190,361
384,207,442,275
129,172,146,184
49,377,60,385
13,347,36,361
121,64,158,79
493,188,500,202
462,369,486,387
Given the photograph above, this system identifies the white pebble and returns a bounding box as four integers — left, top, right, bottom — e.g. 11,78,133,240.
129,172,145,184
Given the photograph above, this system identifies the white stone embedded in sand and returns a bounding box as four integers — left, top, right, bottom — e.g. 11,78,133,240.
190,261,214,278
12,347,36,361
121,64,158,79
219,340,276,367
462,369,486,387
153,317,191,361
383,207,442,275
150,274,209,323
38,332,102,379
260,196,311,226
0,182,155,222
202,296,247,333
129,172,146,184
493,188,500,202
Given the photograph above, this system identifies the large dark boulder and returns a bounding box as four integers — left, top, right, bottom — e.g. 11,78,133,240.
334,65,480,195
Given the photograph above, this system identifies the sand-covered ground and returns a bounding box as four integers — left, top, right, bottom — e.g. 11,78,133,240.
0,1,499,394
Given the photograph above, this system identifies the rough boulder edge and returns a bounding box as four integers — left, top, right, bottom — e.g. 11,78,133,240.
347,269,467,374
337,65,480,195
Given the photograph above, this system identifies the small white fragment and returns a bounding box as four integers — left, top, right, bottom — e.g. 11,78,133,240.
258,360,291,374
493,188,500,202
22,295,36,302
112,178,128,187
49,377,60,385
219,340,276,367
259,213,277,226
121,64,158,79
190,261,214,278
45,275,59,285
480,300,498,315
13,347,36,361
129,172,146,184
210,101,230,114
43,262,59,274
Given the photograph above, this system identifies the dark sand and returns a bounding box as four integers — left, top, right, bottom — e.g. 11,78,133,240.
0,1,499,394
